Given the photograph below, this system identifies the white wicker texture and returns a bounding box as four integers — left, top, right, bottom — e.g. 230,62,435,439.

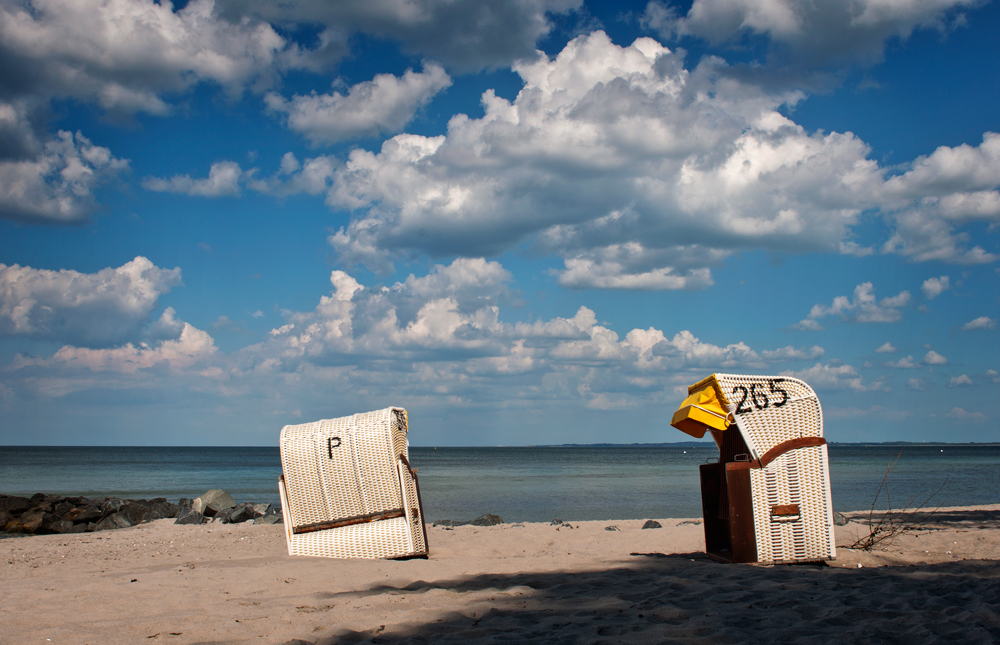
278,407,428,559
748,445,835,562
710,374,834,563
712,374,823,459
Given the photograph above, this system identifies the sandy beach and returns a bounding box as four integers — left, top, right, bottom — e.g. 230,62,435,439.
2,505,999,644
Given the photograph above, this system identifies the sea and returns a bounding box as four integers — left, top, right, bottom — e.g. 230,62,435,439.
1,444,997,523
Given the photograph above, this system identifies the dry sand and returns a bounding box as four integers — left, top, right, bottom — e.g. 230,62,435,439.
2,505,999,644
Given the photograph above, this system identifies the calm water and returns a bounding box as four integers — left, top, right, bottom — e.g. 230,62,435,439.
0,445,997,522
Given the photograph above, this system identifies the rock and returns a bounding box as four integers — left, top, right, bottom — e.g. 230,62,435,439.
676,520,702,526
178,498,194,510
148,501,180,521
432,519,463,527
252,503,270,516
174,508,209,525
29,493,47,505
469,513,503,526
120,503,151,526
833,512,849,526
641,520,662,529
0,510,9,527
254,508,282,525
95,513,131,531
19,512,45,533
196,490,236,517
49,519,75,534
101,498,125,516
227,502,266,524
53,501,75,517
604,525,620,532
550,519,563,526
65,506,102,524
3,496,32,514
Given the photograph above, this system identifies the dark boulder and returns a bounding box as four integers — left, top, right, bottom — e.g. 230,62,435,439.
48,519,75,534
432,519,463,527
120,503,151,526
95,513,132,531
178,498,194,509
3,496,32,514
19,512,46,533
65,506,102,524
469,513,503,526
226,502,266,524
174,508,209,525
101,498,125,516
641,520,662,529
54,500,76,517
148,501,180,520
254,507,282,525
833,512,849,526
29,493,47,505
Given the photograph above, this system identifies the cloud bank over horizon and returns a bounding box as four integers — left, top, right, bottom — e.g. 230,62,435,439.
0,0,996,444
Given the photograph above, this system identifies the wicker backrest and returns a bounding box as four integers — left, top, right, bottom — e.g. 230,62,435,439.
707,374,823,459
280,407,409,531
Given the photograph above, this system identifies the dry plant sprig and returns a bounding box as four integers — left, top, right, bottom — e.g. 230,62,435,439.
848,449,946,551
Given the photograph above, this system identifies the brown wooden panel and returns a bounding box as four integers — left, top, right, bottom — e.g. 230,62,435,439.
725,464,758,564
770,504,800,517
292,509,405,535
699,463,729,555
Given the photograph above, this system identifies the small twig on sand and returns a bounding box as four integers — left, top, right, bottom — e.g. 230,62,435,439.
848,449,945,551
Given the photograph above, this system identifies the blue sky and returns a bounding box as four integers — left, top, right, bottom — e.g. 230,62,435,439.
1,0,998,446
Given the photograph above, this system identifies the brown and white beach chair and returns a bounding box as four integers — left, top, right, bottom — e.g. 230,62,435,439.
671,374,836,564
278,407,428,559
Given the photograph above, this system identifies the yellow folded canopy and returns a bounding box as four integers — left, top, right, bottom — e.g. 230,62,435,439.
670,374,733,438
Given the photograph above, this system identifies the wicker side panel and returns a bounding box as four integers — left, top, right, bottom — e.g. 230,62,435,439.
399,459,427,556
350,409,404,515
287,516,416,559
390,408,409,461
749,446,835,563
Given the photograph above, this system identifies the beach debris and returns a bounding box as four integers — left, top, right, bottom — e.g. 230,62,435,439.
550,519,563,526
833,512,849,526
676,520,702,526
641,520,662,529
605,525,620,531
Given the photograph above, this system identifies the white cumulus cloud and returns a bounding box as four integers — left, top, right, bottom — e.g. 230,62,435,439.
948,374,973,387
795,282,910,328
920,275,950,299
0,130,128,223
874,341,897,353
923,350,948,365
0,256,181,347
642,0,979,67
266,64,452,145
962,316,996,331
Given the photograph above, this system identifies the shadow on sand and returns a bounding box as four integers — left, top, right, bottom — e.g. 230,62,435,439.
280,551,1000,644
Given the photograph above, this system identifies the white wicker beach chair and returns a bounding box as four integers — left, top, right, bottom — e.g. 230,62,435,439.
671,374,835,564
278,407,428,559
